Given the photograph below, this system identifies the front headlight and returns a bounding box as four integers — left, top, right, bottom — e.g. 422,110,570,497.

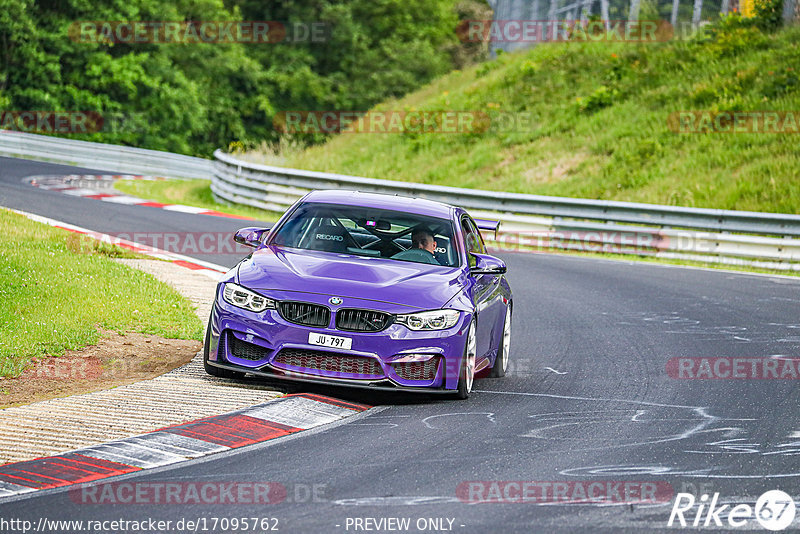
395,309,460,331
222,283,276,312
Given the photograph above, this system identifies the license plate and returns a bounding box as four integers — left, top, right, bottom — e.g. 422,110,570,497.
308,332,352,350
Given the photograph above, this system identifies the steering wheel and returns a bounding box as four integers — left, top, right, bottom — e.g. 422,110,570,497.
391,248,439,265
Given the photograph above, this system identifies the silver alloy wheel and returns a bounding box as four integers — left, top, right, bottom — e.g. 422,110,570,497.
465,321,477,393
500,305,511,373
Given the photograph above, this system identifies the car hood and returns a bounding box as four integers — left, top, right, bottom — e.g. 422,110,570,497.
236,246,465,310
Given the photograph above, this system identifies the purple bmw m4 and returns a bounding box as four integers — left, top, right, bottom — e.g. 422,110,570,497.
204,190,512,399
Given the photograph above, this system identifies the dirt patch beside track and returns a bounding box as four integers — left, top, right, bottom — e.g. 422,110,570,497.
0,330,201,408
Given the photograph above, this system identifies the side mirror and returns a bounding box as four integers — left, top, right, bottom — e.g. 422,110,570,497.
470,253,507,275
234,227,269,248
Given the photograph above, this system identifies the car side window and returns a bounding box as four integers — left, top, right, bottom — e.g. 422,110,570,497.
461,217,484,267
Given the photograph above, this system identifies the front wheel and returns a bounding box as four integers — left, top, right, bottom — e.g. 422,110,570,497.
454,320,477,399
203,322,245,379
489,304,511,378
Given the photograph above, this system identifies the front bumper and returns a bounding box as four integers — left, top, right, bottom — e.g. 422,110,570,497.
204,359,460,394
208,286,471,392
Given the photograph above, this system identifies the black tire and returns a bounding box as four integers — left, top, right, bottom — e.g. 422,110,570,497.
489,304,512,378
454,364,470,399
454,320,476,400
203,322,245,379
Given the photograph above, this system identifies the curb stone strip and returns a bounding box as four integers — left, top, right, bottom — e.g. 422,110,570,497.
0,394,370,498
25,174,256,221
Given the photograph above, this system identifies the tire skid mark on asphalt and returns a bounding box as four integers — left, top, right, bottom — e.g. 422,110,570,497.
333,495,463,506
421,412,496,430
477,389,800,479
0,394,370,499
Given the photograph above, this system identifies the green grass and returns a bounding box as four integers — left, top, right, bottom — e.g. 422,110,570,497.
248,21,800,214
113,179,281,222
0,210,204,378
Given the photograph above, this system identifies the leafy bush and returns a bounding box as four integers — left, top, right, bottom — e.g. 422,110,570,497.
0,0,479,156
753,0,784,31
575,85,618,113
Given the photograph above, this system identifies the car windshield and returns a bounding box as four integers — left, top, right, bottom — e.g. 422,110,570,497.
270,202,458,267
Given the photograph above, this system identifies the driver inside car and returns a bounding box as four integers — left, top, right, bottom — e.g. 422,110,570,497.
412,228,438,259
389,226,441,265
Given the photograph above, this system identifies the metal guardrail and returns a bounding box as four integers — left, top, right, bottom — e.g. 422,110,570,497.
0,130,212,180
213,151,800,237
213,150,800,270
0,131,797,270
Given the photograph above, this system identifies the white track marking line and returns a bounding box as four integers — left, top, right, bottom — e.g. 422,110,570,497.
101,195,147,204
161,205,210,214
60,188,100,196
244,397,358,429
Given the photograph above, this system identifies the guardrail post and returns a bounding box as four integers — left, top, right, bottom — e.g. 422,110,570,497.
671,0,681,26
548,0,558,40
629,0,641,21
783,0,797,24
692,0,703,26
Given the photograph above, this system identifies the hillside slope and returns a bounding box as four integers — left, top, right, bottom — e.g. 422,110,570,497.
254,21,800,214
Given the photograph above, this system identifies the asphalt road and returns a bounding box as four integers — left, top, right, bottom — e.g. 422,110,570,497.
0,156,271,267
1,157,799,533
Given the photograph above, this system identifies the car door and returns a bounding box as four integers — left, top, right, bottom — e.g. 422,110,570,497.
461,216,502,361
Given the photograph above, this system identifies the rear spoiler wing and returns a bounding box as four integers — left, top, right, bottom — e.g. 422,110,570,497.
473,218,500,240
474,218,500,232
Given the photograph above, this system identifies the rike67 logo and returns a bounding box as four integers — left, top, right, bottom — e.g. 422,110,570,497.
668,490,796,531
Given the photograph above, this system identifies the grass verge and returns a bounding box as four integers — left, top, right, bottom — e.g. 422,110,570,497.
246,22,800,214
113,179,282,222
0,209,204,378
